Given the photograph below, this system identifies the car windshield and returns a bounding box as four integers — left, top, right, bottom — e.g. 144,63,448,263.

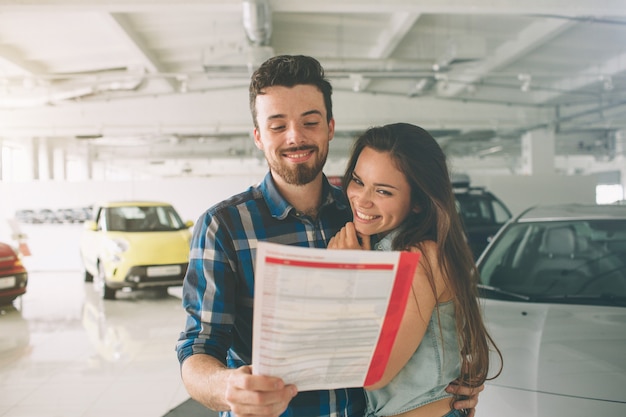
104,205,185,232
455,193,511,227
478,219,626,306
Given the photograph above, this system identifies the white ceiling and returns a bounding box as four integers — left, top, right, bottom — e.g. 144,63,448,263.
0,0,625,177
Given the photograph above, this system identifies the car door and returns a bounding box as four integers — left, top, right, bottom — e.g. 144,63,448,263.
80,206,107,275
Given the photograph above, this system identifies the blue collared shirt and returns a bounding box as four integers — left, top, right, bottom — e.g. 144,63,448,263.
176,172,366,417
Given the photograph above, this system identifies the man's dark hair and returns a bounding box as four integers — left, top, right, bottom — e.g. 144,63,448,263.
249,55,333,128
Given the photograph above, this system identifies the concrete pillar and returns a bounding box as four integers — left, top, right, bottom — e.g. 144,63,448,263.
617,130,626,200
520,128,555,175
85,142,94,180
54,146,67,181
30,137,40,180
40,138,54,180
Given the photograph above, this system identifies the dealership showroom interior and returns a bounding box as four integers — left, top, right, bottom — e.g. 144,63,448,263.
1,1,626,416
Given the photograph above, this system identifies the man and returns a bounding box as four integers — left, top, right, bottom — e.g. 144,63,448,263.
176,55,482,417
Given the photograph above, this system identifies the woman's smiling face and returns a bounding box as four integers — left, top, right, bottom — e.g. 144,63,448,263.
346,146,415,237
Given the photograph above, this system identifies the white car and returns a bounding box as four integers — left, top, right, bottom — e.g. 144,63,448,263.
477,204,626,416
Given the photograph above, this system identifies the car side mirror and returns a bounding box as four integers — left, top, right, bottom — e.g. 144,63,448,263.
185,220,194,228
83,220,98,231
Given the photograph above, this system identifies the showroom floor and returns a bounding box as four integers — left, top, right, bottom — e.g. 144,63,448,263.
0,224,215,417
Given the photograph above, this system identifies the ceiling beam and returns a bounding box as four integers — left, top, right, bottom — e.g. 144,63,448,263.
0,45,46,75
533,51,626,104
0,1,625,15
440,18,575,97
98,13,178,91
368,13,420,59
351,12,420,92
0,89,551,137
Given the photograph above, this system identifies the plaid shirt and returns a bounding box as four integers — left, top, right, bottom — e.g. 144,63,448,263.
176,172,366,417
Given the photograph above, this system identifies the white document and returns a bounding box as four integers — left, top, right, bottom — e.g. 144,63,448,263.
252,241,420,391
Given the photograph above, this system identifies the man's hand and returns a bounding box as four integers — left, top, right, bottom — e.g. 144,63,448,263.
224,366,298,417
328,222,371,250
181,356,297,417
445,381,485,417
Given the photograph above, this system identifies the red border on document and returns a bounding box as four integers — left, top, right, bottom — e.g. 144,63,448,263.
363,251,421,386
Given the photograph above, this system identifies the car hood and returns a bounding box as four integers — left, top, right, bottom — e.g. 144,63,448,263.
0,242,24,272
482,299,626,404
111,230,191,261
0,242,15,259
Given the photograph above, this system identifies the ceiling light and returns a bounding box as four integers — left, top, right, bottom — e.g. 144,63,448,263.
408,77,436,97
476,145,504,157
349,74,364,92
518,73,531,92
176,74,188,93
434,73,449,91
601,75,613,91
432,42,457,72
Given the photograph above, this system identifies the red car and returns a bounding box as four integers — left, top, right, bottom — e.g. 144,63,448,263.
0,242,28,305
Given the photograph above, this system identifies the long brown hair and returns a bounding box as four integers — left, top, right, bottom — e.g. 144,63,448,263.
342,123,502,386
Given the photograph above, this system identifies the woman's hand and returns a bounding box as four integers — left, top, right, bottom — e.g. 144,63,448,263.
446,381,485,417
328,222,371,250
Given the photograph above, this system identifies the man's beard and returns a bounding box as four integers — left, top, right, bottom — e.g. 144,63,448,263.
268,146,327,186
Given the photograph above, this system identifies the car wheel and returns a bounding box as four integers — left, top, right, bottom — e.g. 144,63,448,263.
155,287,170,297
95,262,116,300
81,252,94,282
0,296,17,306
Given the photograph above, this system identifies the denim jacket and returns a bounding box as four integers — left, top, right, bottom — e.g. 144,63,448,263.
366,231,460,416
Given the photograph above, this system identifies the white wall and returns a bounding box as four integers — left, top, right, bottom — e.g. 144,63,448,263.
0,170,599,272
1,170,596,231
0,175,264,239
470,174,597,217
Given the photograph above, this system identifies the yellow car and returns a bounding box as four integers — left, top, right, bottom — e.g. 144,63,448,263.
79,201,193,300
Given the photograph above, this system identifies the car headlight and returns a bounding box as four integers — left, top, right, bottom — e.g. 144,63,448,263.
104,237,130,255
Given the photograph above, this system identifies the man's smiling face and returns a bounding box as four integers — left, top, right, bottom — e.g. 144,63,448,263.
253,84,334,186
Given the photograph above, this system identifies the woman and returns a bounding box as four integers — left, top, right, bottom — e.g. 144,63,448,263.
328,123,502,417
